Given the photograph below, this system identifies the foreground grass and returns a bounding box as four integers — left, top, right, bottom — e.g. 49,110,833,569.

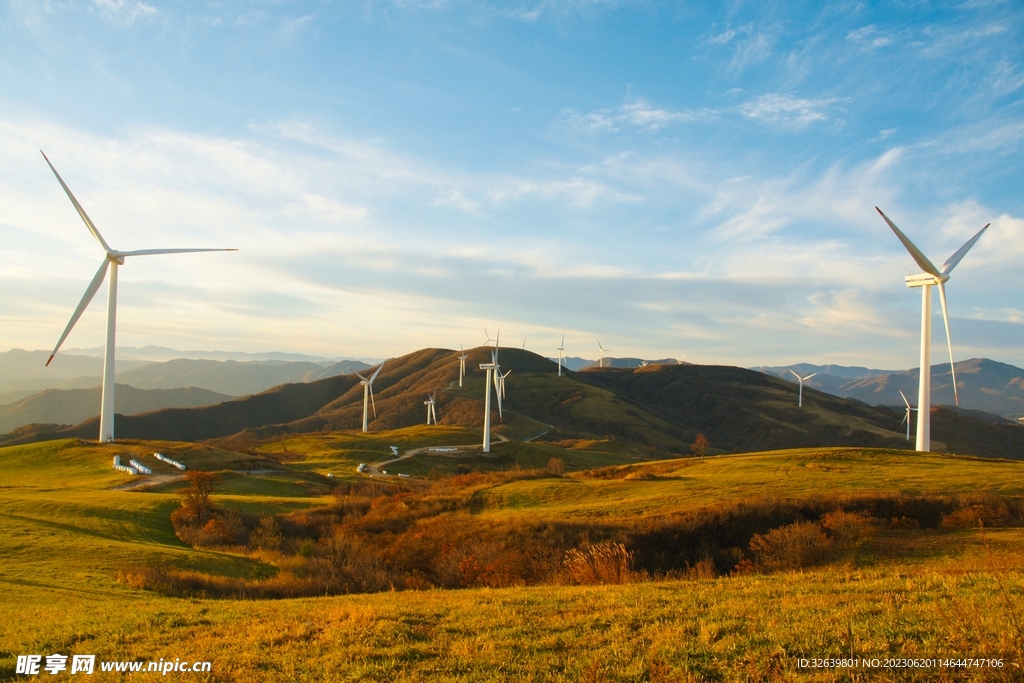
4,439,1024,680
2,533,1023,681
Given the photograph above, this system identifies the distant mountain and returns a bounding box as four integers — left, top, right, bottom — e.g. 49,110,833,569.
59,345,350,363
0,384,233,435
757,358,1024,420
114,358,370,396
0,350,371,399
8,347,1021,461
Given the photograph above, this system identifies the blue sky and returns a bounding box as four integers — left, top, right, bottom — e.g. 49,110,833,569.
1,0,1022,368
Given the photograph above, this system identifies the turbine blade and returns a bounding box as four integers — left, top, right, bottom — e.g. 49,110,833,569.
936,281,959,407
876,207,941,277
902,412,908,425
47,258,109,365
354,372,369,382
899,389,911,410
369,385,377,417
370,360,386,382
41,151,111,253
941,224,989,274
117,248,238,257
805,373,817,380
789,369,800,380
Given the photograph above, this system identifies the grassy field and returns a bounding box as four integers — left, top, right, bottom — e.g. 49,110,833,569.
3,437,1024,680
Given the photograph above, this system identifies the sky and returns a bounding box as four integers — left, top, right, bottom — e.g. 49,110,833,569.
1,0,1022,369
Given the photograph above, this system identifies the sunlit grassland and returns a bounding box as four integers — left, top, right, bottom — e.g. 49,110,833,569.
2,532,1023,681
4,440,1024,680
479,448,1024,522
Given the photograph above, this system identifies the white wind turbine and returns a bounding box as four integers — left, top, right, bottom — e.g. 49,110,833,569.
424,392,437,425
41,151,236,443
597,339,611,368
479,348,499,453
877,207,988,452
354,361,386,433
899,389,917,441
458,344,468,388
557,334,566,376
789,370,817,408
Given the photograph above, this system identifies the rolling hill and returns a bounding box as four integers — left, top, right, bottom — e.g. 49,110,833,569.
5,347,1022,460
0,384,233,435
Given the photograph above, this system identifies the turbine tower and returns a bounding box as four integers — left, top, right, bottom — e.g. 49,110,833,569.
354,361,385,433
557,334,566,376
877,207,988,452
42,151,236,443
424,392,437,425
899,389,917,441
458,344,468,388
789,370,817,408
479,349,498,452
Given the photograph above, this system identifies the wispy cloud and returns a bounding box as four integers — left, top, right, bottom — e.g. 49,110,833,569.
737,93,839,126
91,0,158,26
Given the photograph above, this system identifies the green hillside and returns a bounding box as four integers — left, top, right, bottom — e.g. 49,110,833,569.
3,436,1024,680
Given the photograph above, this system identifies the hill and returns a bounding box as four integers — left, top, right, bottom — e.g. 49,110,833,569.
0,384,233,435
5,347,1023,460
3,439,1024,680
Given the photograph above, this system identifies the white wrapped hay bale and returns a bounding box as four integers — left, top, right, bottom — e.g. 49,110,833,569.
129,459,152,475
153,452,186,470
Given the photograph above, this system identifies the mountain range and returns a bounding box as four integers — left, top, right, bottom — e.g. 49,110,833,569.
4,347,1021,461
755,358,1024,420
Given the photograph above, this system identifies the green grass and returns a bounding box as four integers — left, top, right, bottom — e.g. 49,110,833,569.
478,448,1024,522
4,438,1024,680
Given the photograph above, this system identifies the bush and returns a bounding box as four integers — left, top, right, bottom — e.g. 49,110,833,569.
749,520,831,571
250,516,283,552
821,510,875,547
563,542,635,585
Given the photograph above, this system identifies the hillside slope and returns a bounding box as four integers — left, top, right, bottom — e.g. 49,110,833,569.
0,384,234,434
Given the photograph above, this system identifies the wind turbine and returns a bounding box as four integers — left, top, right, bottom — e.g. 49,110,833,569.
789,370,817,408
899,389,917,441
458,345,468,388
479,349,498,452
877,207,988,452
522,336,527,350
424,392,437,425
41,151,236,443
484,327,498,348
354,361,386,433
557,334,566,376
597,339,611,368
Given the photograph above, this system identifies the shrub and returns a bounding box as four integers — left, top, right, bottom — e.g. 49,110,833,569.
250,516,283,552
546,458,565,477
749,520,831,571
821,510,875,547
563,542,634,585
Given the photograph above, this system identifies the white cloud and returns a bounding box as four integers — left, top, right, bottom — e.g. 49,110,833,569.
91,0,158,25
738,93,838,126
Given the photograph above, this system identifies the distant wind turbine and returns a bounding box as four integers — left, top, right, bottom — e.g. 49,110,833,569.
458,344,468,388
557,334,566,377
354,361,386,433
899,389,917,441
597,339,611,368
877,206,988,451
41,151,236,443
522,336,527,350
789,370,817,408
424,392,437,425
